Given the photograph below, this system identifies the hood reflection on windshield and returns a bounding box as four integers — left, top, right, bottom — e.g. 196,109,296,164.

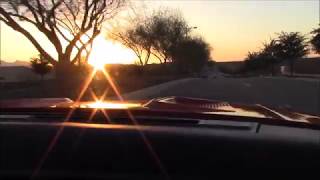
80,101,141,109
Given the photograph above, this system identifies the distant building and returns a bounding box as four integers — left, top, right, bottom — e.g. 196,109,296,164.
0,66,54,82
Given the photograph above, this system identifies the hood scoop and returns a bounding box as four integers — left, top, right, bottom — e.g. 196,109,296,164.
145,96,233,112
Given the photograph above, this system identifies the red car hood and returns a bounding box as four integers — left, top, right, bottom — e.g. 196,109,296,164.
0,96,319,127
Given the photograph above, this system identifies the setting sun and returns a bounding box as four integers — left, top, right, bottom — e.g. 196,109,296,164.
88,35,136,69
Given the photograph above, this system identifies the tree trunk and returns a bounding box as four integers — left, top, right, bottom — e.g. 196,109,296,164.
144,50,151,65
290,60,294,76
55,59,74,80
54,59,79,98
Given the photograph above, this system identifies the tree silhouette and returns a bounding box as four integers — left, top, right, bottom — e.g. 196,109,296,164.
147,10,191,64
244,39,280,75
275,32,308,76
310,25,320,54
109,9,193,65
109,18,152,66
172,37,211,73
244,51,268,73
0,0,125,78
30,54,53,80
245,32,308,76
260,39,281,75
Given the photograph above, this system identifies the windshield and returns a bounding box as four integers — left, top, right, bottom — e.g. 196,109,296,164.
0,0,319,116
1,1,320,178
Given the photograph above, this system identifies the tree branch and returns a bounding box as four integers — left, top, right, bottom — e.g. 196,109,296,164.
5,12,37,25
34,0,45,24
20,0,41,24
151,51,164,64
0,7,57,65
71,31,99,64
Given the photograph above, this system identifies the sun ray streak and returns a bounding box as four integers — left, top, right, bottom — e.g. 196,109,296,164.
70,89,101,156
32,69,98,178
89,89,112,123
32,68,169,179
100,87,109,101
100,109,112,123
70,107,98,152
125,110,170,179
88,108,99,122
101,69,123,101
71,89,113,154
101,69,169,179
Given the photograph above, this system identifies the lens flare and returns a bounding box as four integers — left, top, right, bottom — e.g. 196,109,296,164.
100,68,169,179
92,63,105,71
85,101,141,109
88,89,112,123
32,67,169,180
32,69,98,178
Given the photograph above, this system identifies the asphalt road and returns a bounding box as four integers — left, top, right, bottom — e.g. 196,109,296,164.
123,77,320,115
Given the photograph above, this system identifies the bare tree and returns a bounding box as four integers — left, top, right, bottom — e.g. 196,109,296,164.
108,9,192,66
0,0,125,77
148,10,191,64
108,17,153,66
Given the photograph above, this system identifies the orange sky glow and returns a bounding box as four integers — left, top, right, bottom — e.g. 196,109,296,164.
0,0,319,64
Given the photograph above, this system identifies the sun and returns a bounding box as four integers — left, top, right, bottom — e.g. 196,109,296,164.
88,35,136,69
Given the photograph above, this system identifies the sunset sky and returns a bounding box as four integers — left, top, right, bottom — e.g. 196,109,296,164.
0,0,319,64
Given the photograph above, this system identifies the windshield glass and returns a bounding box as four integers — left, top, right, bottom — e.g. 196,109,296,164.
0,0,319,118
1,1,320,178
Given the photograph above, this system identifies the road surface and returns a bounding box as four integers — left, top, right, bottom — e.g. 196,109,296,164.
123,77,320,115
